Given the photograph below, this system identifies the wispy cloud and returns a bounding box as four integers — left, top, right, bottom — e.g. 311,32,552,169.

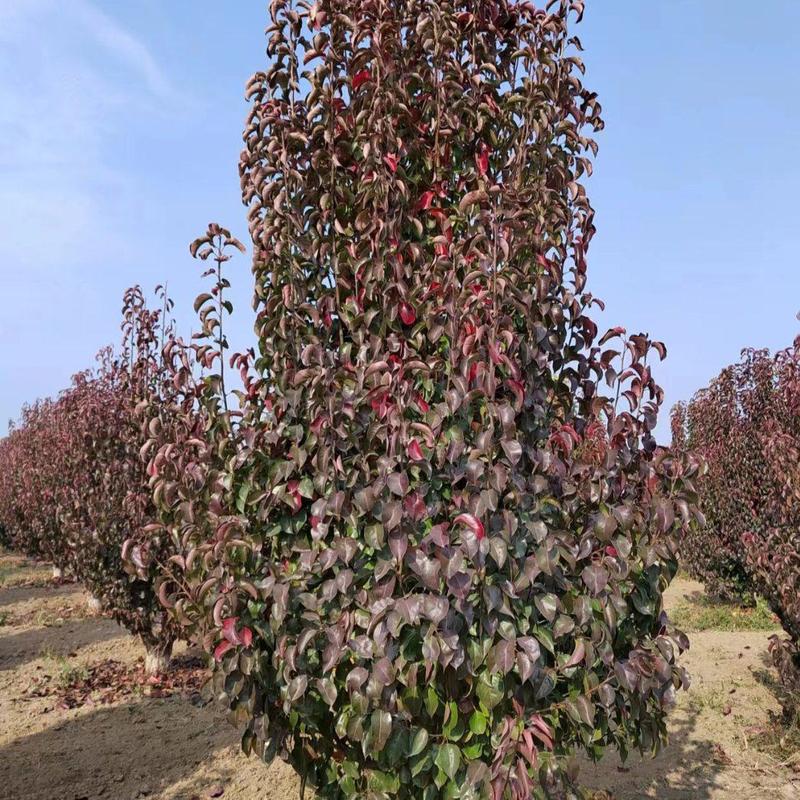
71,0,173,99
0,0,187,432
0,0,178,270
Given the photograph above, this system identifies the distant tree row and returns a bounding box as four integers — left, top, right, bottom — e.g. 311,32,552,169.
673,338,800,714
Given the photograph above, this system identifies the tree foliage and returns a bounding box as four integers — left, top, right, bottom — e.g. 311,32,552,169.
0,399,66,568
669,348,776,604
673,338,800,714
0,288,179,670
142,2,700,797
743,339,800,712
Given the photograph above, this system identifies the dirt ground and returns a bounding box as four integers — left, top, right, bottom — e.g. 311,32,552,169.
1,553,798,800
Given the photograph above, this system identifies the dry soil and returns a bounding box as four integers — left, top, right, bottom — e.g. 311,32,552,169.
1,553,798,800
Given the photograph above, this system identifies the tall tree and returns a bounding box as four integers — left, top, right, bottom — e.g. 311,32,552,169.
148,2,700,796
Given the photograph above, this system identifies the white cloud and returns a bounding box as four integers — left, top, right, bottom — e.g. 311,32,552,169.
0,0,178,269
71,0,173,99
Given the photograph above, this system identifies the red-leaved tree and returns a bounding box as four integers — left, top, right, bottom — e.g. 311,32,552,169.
0,288,180,673
142,2,701,797
743,337,800,714
0,399,68,574
674,336,800,716
670,348,777,604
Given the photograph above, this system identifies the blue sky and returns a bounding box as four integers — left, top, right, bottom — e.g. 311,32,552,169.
1,1,798,441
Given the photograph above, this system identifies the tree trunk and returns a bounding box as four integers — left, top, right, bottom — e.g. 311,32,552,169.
87,595,103,615
51,566,62,580
143,639,173,676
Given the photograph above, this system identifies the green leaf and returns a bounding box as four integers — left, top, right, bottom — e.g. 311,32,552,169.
469,710,487,735
384,727,408,765
236,481,250,512
409,727,429,757
476,672,503,711
463,742,483,759
442,700,459,738
365,522,385,549
370,710,392,753
367,770,400,793
533,625,555,655
425,685,440,716
435,743,462,780
410,747,434,778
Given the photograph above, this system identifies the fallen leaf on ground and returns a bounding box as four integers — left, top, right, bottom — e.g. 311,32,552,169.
712,743,733,765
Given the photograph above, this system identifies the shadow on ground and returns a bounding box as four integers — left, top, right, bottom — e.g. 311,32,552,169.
582,707,725,799
0,582,82,608
0,616,124,671
0,697,237,800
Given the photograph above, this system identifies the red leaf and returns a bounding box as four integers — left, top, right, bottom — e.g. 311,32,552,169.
562,424,581,444
476,142,489,176
407,439,424,461
239,626,253,648
454,513,485,541
404,492,427,521
222,617,240,644
426,282,442,298
383,154,398,173
370,390,392,419
529,715,555,750
214,640,234,661
352,69,371,90
286,480,302,511
399,302,416,326
599,326,626,346
416,190,434,211
507,378,525,408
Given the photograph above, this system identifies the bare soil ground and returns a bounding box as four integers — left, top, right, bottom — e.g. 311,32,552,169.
1,552,798,800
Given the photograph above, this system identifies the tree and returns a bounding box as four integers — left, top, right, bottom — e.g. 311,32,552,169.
743,337,800,717
0,288,180,674
0,399,68,573
147,1,700,797
671,347,780,605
